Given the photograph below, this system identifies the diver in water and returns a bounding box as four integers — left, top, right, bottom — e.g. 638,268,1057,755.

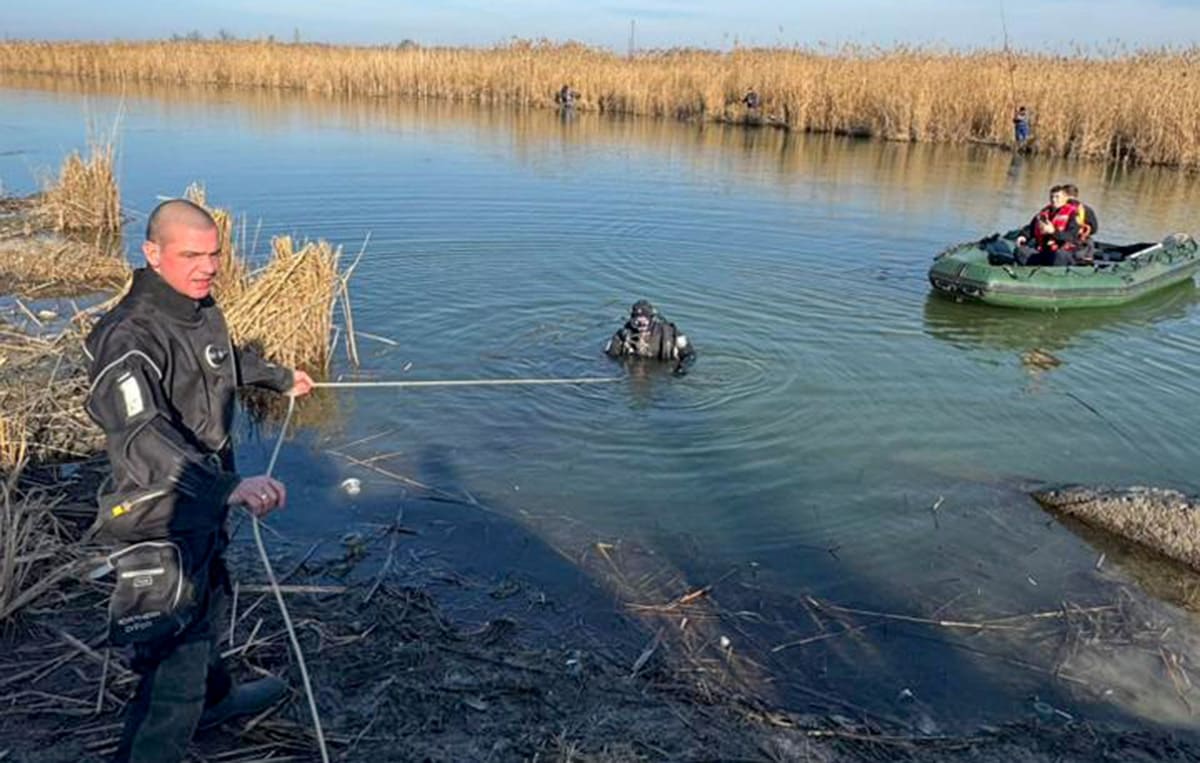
604,299,695,375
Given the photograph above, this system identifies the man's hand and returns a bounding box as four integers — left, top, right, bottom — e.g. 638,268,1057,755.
229,475,287,517
289,369,315,398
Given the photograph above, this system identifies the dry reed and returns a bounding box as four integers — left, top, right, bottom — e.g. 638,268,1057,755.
0,420,26,479
0,324,103,471
35,139,122,232
0,40,1198,168
0,474,87,622
223,235,342,373
0,237,130,298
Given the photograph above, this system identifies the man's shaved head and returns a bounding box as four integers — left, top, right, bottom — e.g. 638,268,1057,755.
141,199,223,300
145,199,217,245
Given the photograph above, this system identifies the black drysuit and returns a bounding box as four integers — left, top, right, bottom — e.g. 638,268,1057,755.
85,267,293,763
604,318,696,373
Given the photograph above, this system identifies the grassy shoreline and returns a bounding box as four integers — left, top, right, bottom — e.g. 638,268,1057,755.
1,40,1198,169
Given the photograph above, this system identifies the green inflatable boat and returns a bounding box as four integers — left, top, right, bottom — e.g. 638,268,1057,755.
928,232,1200,309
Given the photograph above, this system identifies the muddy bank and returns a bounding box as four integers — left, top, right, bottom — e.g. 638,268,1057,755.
3,462,1200,762
1034,485,1200,573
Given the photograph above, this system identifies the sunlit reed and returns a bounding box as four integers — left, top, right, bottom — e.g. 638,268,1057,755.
0,40,1197,168
36,139,122,232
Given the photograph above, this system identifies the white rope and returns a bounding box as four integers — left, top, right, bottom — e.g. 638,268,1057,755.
313,376,619,389
249,394,329,763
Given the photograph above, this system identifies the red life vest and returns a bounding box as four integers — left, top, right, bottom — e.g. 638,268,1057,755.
1033,200,1081,251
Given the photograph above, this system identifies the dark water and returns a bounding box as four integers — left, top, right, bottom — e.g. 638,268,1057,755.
5,77,1200,730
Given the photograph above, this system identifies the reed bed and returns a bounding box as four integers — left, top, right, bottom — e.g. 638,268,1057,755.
1,40,1199,167
0,322,104,471
223,234,343,373
0,237,129,298
0,471,90,623
35,139,122,233
0,419,26,480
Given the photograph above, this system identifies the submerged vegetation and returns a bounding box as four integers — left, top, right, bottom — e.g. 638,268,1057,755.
0,40,1199,168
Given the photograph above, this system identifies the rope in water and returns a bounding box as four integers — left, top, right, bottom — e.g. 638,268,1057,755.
313,376,620,389
250,394,329,763
247,374,616,761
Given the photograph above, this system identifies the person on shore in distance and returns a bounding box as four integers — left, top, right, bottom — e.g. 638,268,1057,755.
605,299,695,375
1013,106,1030,147
1015,185,1086,266
85,199,315,763
742,88,761,111
555,83,579,108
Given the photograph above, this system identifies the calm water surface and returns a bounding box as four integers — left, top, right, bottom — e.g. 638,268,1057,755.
5,77,1200,730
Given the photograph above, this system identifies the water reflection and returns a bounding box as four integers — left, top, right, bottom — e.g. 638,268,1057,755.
1053,512,1200,612
4,73,1199,241
923,281,1200,359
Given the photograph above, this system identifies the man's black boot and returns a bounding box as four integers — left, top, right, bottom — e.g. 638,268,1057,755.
197,676,288,729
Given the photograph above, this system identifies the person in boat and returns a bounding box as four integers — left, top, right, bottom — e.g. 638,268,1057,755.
555,84,579,108
1063,183,1099,242
85,199,315,762
1015,184,1087,266
1013,106,1030,146
604,299,695,375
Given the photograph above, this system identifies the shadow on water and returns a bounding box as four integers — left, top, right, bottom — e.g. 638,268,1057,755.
247,429,650,657
254,414,1200,739
273,428,1021,732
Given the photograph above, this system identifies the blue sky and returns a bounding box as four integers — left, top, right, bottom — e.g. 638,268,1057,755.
2,0,1197,51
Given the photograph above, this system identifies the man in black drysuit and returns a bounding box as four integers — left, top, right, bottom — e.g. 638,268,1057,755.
85,199,314,763
604,299,696,375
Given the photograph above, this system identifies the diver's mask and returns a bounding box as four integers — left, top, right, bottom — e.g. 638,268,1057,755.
629,300,656,332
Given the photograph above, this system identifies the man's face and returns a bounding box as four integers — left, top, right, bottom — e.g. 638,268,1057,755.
143,224,221,300
1050,190,1069,208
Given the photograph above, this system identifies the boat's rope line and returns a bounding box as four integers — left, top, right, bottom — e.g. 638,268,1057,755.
247,374,616,761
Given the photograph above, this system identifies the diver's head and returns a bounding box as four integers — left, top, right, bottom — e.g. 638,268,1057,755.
629,300,657,332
